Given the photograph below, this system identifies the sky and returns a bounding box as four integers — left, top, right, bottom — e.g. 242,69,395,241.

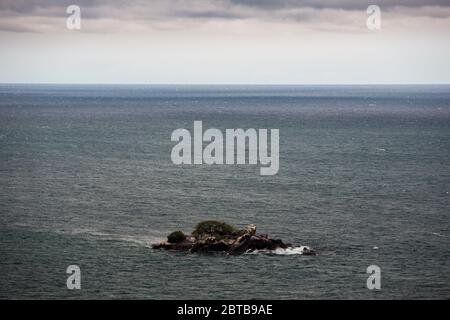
0,0,449,84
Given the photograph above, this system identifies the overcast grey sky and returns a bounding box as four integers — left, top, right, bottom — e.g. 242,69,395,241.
0,0,449,84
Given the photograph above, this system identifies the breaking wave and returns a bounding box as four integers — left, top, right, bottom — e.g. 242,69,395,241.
245,246,315,256
61,227,165,248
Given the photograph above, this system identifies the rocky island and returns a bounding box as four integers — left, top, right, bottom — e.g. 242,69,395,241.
152,220,316,255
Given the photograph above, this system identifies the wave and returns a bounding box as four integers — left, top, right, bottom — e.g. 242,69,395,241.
62,227,165,248
245,246,315,256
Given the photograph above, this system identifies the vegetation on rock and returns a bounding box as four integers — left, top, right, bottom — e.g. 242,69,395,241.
192,220,236,238
167,230,186,243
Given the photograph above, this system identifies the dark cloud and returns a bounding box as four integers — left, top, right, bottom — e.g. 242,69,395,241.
0,0,449,33
2,0,449,16
173,10,245,20
229,0,450,10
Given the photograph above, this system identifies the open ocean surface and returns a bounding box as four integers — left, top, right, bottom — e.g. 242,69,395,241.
0,84,449,299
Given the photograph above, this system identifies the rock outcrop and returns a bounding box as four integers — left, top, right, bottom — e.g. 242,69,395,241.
151,222,315,256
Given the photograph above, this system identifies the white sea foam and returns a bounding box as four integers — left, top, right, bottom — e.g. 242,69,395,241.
431,232,444,237
245,246,314,256
63,227,164,248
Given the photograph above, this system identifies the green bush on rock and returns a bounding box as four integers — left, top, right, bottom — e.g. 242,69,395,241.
167,230,186,243
193,220,236,238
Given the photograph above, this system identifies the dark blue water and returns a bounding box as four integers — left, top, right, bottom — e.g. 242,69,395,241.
0,84,449,299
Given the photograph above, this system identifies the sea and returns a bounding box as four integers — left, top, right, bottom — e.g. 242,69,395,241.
0,84,449,299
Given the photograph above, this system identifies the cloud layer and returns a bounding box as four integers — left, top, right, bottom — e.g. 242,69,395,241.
1,1,449,84
1,0,450,33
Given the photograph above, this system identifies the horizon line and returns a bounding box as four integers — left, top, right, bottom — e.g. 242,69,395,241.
1,82,450,86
